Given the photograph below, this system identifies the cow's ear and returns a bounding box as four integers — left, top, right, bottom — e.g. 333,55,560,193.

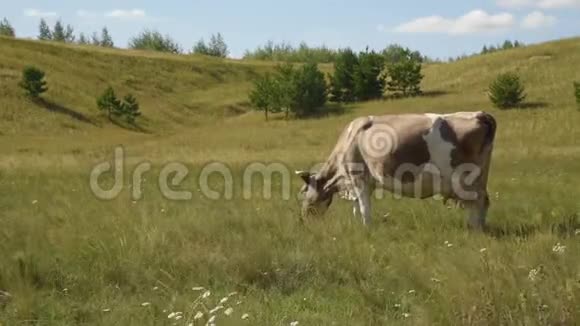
295,170,311,184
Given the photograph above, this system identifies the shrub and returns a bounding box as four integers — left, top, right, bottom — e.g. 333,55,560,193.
243,41,337,63
19,66,48,98
386,55,423,97
574,82,580,110
353,49,386,101
96,86,122,119
488,72,526,109
0,18,15,37
129,30,181,53
192,33,229,58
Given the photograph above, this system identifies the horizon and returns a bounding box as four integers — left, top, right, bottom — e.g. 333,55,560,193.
2,0,580,60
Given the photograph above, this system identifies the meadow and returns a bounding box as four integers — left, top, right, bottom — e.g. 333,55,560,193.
1,36,580,325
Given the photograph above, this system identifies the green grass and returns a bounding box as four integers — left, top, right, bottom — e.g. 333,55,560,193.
1,36,580,325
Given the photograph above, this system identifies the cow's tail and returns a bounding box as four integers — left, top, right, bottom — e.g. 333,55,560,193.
476,111,497,152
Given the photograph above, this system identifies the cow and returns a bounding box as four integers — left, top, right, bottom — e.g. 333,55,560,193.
295,111,497,230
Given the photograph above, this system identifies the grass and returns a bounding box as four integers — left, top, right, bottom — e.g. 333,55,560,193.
1,36,580,325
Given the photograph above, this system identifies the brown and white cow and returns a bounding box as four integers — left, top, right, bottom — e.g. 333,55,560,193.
296,111,497,230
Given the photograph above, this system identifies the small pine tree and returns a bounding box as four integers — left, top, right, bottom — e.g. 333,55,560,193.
91,32,100,46
64,24,75,43
488,72,526,109
101,27,114,47
329,48,358,103
96,86,122,119
574,82,580,110
208,33,229,58
386,55,423,97
78,33,89,45
481,45,488,54
353,49,386,101
19,66,48,98
38,19,52,40
121,94,141,123
52,20,66,42
502,40,514,50
0,18,15,37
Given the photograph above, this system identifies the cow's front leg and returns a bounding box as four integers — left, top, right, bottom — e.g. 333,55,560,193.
352,200,360,219
356,186,372,225
463,191,489,231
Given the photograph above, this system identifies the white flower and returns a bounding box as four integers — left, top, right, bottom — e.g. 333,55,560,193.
194,311,204,320
32,200,38,205
431,277,441,283
228,291,238,297
192,286,205,291
408,289,416,294
167,312,177,319
241,313,250,320
102,308,111,312
403,313,411,318
219,297,229,304
202,290,211,299
141,302,151,307
552,242,566,254
152,286,159,291
167,312,182,319
575,229,580,235
209,305,224,314
290,321,299,326
394,303,401,308
236,300,243,305
175,315,183,321
528,268,540,281
208,315,216,323
480,248,487,253
224,307,234,316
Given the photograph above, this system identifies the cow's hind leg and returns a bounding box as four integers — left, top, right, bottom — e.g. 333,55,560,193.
462,191,489,231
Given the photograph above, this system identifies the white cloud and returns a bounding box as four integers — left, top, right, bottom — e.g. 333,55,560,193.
394,10,515,35
24,9,57,18
521,11,557,28
105,9,147,20
497,0,580,9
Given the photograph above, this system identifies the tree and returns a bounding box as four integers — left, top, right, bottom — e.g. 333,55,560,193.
192,39,210,55
386,53,423,97
91,32,100,46
121,95,141,123
249,74,280,121
101,27,114,47
52,20,65,42
488,72,526,109
64,24,75,43
383,44,422,64
19,66,48,98
207,33,229,58
290,63,327,117
353,49,386,101
481,45,488,54
78,33,89,45
129,30,181,53
38,19,52,40
502,40,514,50
329,48,358,103
0,18,15,37
96,86,122,119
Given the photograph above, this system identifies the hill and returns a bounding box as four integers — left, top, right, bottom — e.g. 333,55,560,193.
1,36,580,325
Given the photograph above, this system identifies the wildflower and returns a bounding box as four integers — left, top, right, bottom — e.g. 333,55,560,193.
168,312,182,319
224,307,234,316
290,321,299,326
408,290,416,294
202,290,211,299
219,297,229,304
209,305,224,314
403,313,411,318
552,242,566,254
141,302,151,307
241,313,250,320
575,229,580,236
168,312,177,319
528,268,540,281
431,277,441,283
228,291,238,297
208,315,216,323
236,300,243,305
102,308,111,312
175,315,183,321
192,286,205,291
394,303,401,308
480,248,487,253
32,200,38,205
194,311,204,320
152,286,159,291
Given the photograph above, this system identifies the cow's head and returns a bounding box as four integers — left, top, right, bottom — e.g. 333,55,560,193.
295,170,335,218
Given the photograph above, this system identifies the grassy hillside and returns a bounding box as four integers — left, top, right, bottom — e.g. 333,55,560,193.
1,36,580,325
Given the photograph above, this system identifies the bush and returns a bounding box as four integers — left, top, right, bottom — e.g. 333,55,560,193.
243,41,337,63
129,30,181,53
488,72,526,109
121,95,141,124
386,55,423,97
0,18,15,37
249,63,327,120
19,66,48,98
192,33,229,58
574,82,580,110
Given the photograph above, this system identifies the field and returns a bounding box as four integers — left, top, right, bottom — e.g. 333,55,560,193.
1,36,580,325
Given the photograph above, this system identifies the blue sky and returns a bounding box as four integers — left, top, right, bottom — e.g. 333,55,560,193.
3,0,579,59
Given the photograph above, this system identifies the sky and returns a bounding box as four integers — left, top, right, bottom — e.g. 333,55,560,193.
2,0,580,59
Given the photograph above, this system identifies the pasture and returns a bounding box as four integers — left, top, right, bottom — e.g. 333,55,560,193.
1,36,580,325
